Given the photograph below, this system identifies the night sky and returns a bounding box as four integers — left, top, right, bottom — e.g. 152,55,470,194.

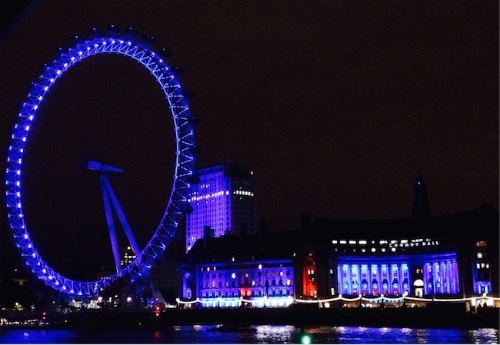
1,1,498,280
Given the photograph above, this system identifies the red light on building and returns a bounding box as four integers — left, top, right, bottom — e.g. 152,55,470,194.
303,264,317,297
240,287,252,297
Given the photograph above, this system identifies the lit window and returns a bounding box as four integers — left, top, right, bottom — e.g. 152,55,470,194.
477,253,483,259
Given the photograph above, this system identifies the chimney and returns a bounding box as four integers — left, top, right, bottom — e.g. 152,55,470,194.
412,176,431,231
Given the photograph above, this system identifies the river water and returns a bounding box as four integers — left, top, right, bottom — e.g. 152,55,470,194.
1,325,499,344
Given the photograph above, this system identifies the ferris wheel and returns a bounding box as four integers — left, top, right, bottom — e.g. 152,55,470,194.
4,27,198,297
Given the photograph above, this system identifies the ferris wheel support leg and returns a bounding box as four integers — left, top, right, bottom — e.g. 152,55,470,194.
101,176,141,257
100,176,122,274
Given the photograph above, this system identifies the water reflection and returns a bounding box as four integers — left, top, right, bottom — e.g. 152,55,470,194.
0,325,498,344
469,328,499,344
254,325,296,343
297,326,499,344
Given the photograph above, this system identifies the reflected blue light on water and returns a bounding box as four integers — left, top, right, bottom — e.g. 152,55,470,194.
297,326,500,344
1,326,498,344
0,330,78,344
254,325,296,343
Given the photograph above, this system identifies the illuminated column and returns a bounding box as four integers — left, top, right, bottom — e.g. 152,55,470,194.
361,264,369,295
442,260,450,294
370,264,379,295
351,264,360,295
433,262,440,294
436,261,440,294
340,264,349,295
423,263,430,295
397,263,403,295
346,264,352,294
451,261,458,294
368,265,373,294
443,261,449,294
390,264,398,295
401,264,407,294
381,264,389,295
452,260,458,294
337,265,342,295
443,261,448,294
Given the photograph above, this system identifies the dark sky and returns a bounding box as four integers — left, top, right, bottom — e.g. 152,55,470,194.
1,1,498,280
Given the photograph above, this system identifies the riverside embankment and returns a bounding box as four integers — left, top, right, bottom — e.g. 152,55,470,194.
2,303,498,330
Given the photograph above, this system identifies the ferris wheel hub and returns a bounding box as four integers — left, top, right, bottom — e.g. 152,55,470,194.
86,160,123,175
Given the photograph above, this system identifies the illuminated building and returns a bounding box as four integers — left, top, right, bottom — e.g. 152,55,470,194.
120,246,136,267
180,231,298,308
177,176,498,308
186,163,257,253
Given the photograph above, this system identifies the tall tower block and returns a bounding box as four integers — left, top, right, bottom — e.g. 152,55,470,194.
186,163,257,253
412,175,431,230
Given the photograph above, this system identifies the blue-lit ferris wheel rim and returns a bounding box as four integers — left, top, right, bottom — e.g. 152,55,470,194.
4,34,196,297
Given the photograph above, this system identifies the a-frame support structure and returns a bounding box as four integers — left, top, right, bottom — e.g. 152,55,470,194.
86,160,141,274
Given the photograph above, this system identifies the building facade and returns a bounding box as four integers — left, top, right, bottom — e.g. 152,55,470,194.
185,163,257,253
179,231,300,308
177,177,499,308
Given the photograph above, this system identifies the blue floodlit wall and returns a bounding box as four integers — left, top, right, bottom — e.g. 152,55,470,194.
336,252,460,296
182,259,294,308
186,164,256,253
